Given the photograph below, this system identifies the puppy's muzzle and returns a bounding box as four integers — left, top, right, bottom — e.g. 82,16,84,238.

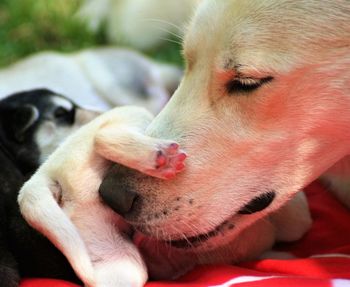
75,108,102,125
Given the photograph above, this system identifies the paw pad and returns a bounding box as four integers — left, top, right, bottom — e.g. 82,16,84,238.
153,142,187,179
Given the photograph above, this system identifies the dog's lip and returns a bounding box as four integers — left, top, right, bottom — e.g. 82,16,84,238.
165,229,219,249
166,219,235,249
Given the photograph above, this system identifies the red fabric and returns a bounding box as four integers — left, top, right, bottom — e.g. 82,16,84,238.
20,181,350,287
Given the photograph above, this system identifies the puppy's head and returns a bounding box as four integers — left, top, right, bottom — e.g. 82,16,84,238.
0,89,99,174
101,0,350,252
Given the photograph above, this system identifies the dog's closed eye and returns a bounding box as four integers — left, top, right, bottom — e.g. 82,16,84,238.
226,76,273,94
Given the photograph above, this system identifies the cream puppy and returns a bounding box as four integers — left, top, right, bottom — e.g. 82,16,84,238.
18,106,186,287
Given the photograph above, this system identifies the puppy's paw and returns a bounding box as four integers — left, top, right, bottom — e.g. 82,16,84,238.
149,142,187,179
95,259,147,287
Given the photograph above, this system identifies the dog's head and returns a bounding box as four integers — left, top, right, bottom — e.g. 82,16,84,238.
101,0,350,252
0,89,99,174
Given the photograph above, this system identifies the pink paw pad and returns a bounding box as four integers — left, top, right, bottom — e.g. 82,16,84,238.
154,142,187,179
156,151,167,168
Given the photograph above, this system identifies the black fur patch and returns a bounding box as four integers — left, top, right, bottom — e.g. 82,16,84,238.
0,89,77,174
0,89,81,284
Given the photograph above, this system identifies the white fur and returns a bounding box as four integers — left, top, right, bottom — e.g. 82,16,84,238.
51,96,74,111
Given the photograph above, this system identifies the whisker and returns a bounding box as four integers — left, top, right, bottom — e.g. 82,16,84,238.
158,227,171,256
155,228,161,255
182,233,194,249
135,18,184,40
139,18,183,32
166,232,173,257
159,37,183,46
155,26,184,41
182,220,200,236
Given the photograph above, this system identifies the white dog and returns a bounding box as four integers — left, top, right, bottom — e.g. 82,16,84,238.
18,106,187,286
99,0,349,267
0,48,182,114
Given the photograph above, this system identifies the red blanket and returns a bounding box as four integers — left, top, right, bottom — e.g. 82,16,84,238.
20,181,350,287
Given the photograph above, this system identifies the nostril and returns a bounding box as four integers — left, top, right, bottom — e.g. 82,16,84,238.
99,170,140,216
120,190,138,215
100,184,139,216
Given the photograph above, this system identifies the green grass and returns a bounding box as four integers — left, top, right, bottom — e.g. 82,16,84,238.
0,0,183,67
147,40,183,66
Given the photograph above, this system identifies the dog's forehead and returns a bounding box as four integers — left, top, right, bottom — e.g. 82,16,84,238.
192,0,350,35
185,0,350,73
187,1,282,44
184,0,294,72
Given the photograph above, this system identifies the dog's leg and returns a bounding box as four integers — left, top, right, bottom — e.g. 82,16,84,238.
322,156,350,209
324,176,350,209
227,192,312,262
71,204,147,287
269,191,312,242
95,125,186,179
18,178,96,287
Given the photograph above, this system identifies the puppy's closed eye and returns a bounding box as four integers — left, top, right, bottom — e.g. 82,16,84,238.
226,76,273,94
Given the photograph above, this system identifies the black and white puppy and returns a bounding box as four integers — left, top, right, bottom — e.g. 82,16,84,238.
0,89,98,287
18,102,188,287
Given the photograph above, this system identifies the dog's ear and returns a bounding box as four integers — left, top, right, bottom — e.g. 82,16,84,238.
1,104,39,142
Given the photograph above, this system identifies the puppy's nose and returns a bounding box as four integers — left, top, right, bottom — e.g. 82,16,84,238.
99,165,139,216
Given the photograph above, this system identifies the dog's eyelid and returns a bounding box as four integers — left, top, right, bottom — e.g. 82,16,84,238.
219,67,269,83
236,77,260,84
231,64,271,80
237,76,273,84
225,76,273,94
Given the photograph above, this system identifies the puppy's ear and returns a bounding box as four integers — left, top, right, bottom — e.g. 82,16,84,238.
1,104,39,142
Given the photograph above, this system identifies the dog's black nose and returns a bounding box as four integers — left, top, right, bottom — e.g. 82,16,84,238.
99,165,140,216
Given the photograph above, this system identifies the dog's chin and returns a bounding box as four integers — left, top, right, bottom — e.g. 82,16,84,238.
133,214,239,252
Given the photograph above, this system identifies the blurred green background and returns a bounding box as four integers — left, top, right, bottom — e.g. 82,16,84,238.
0,0,183,67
